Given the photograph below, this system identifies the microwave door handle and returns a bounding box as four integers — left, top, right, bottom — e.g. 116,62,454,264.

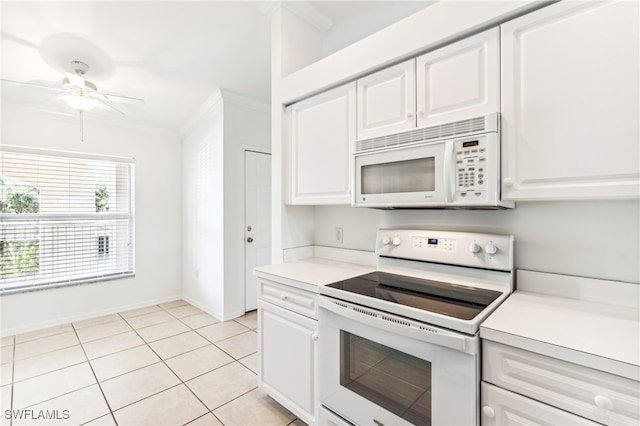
443,140,455,204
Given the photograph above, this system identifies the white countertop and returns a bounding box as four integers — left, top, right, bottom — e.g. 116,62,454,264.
481,270,640,380
254,257,375,292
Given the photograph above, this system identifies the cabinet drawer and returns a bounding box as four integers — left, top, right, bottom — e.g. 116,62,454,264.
258,279,318,319
483,341,640,425
481,382,597,425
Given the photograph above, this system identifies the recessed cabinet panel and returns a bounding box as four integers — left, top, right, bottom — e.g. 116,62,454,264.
288,82,355,205
417,28,499,127
259,278,318,319
357,60,416,139
501,0,640,200
481,382,598,426
258,299,318,425
483,341,640,425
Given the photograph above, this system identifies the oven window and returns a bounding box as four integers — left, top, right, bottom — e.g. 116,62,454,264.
361,157,435,194
340,331,431,425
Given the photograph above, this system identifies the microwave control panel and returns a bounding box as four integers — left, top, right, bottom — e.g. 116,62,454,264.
454,138,487,199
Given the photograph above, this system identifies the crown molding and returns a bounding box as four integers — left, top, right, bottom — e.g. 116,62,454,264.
219,88,270,113
1,102,179,139
179,89,224,139
179,88,270,139
258,1,334,33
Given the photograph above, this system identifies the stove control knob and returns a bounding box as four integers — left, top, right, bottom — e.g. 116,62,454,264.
485,243,498,255
382,235,392,245
392,236,401,246
469,243,481,254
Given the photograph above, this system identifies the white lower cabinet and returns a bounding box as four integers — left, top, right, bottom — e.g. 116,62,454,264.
481,382,598,425
257,279,318,425
482,340,640,425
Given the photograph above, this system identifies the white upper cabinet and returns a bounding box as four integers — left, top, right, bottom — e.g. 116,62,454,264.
356,60,416,140
287,82,356,205
416,28,499,128
356,29,499,140
501,0,640,200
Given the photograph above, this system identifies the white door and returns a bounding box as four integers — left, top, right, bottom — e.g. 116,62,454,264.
245,150,271,311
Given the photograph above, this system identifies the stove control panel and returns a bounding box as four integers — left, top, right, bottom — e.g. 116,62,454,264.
377,229,514,271
411,236,456,251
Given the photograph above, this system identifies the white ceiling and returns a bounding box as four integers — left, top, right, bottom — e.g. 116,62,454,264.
1,1,431,133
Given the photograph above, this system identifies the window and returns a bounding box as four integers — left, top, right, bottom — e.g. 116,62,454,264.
0,146,135,294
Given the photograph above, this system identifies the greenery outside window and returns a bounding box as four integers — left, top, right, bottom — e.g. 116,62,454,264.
0,146,135,294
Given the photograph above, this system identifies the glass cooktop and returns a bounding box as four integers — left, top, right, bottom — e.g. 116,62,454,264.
326,271,502,320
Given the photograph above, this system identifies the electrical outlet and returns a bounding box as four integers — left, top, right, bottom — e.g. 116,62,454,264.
336,227,343,244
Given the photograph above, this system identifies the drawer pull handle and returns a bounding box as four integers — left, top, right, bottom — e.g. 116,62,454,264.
280,294,287,301
594,395,613,411
312,333,318,341
482,406,495,419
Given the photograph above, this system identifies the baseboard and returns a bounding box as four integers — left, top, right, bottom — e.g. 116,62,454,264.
0,294,183,338
180,295,248,322
180,295,223,321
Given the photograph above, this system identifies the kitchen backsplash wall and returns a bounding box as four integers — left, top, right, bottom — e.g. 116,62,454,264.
313,201,640,284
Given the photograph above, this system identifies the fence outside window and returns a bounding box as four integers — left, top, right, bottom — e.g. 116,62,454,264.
0,146,135,294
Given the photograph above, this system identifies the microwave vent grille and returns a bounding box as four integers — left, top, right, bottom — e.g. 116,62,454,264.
355,115,490,153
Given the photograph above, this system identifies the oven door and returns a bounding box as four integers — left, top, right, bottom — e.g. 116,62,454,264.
353,140,452,208
319,296,479,426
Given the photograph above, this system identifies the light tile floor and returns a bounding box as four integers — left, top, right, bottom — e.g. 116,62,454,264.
0,300,304,426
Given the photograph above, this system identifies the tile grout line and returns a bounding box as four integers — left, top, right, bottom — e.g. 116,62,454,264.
2,302,187,425
71,318,119,426
4,304,283,426
158,305,262,425
128,303,230,425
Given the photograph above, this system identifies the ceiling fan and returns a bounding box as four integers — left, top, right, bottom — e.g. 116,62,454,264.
2,60,145,140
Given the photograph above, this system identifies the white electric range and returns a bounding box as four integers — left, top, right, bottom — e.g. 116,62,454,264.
318,228,514,426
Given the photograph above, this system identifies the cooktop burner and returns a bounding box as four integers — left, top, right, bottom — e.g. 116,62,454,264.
326,271,502,320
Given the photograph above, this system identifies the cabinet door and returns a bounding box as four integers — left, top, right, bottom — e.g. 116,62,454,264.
483,340,640,425
501,0,640,200
287,82,355,205
258,300,318,425
481,382,598,425
357,59,416,140
416,28,499,128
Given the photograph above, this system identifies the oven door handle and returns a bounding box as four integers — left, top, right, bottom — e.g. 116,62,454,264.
319,296,479,355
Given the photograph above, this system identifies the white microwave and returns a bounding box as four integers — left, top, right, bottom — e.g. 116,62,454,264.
353,113,514,209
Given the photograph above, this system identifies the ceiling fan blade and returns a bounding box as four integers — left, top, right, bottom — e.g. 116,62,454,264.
97,92,145,106
1,78,67,93
65,72,85,89
95,97,125,115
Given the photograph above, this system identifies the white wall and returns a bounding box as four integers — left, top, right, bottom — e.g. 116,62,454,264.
181,97,226,318
0,105,183,336
181,90,270,320
222,96,271,317
313,202,640,284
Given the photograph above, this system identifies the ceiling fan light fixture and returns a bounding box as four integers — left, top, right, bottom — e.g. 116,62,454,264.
62,93,99,112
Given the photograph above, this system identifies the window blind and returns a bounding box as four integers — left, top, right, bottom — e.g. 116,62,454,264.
0,146,135,294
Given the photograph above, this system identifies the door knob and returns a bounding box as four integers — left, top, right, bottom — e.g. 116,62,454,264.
246,237,254,243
